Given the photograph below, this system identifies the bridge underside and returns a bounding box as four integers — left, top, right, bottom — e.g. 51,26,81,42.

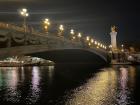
0,45,108,65
27,49,107,65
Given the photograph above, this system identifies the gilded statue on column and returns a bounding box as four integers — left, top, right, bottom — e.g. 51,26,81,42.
111,25,117,32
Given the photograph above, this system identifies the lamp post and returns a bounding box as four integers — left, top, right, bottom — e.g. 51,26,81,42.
20,8,29,32
97,42,101,48
109,45,112,52
77,33,82,38
85,36,90,48
43,18,50,33
91,39,94,43
94,40,97,45
58,24,64,37
70,29,75,40
86,36,90,41
121,44,124,52
77,32,82,42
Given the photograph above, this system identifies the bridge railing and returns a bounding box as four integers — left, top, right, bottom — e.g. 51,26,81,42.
0,22,25,32
0,22,107,51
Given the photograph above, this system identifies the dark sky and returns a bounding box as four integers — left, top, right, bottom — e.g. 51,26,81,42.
0,0,139,46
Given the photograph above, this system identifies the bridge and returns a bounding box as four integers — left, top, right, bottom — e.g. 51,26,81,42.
0,22,109,65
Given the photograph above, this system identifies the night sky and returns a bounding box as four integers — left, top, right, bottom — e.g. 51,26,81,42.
0,0,139,47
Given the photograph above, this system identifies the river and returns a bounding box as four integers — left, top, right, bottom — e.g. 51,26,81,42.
0,64,139,105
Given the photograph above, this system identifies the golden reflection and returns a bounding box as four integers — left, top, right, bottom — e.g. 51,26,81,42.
65,68,117,105
128,66,136,88
65,66,136,105
48,66,54,84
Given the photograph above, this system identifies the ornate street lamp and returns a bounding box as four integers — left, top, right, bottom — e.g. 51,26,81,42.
88,42,91,47
77,33,82,38
91,38,94,43
77,32,82,42
105,46,107,50
58,24,64,37
109,45,112,51
86,36,90,41
70,29,75,35
70,29,75,40
19,8,29,32
100,44,103,48
121,44,124,52
94,40,97,45
97,42,101,47
43,18,50,33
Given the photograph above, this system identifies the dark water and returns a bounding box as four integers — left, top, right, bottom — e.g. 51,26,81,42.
0,64,140,105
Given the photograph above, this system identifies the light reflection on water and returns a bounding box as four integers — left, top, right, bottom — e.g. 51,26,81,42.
26,66,41,104
65,68,117,105
65,66,136,105
0,65,138,105
0,66,55,104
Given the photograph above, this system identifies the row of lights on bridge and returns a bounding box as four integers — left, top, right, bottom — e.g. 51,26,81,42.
19,8,107,50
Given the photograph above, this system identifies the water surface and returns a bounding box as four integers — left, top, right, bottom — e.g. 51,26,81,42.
0,64,139,105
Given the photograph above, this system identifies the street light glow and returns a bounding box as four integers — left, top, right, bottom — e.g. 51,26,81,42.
91,39,94,43
22,8,27,12
70,29,75,35
19,8,29,32
59,24,64,31
109,45,112,48
98,42,100,46
20,8,29,17
25,13,29,17
72,36,76,39
86,36,90,41
100,44,103,47
44,26,48,29
43,18,50,32
78,33,82,38
88,42,91,46
121,44,124,52
44,18,50,26
16,8,108,51
95,41,97,45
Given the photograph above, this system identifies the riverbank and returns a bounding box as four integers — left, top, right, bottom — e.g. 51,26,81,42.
0,61,55,67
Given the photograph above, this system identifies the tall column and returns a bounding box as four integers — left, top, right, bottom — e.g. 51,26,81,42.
110,26,117,52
